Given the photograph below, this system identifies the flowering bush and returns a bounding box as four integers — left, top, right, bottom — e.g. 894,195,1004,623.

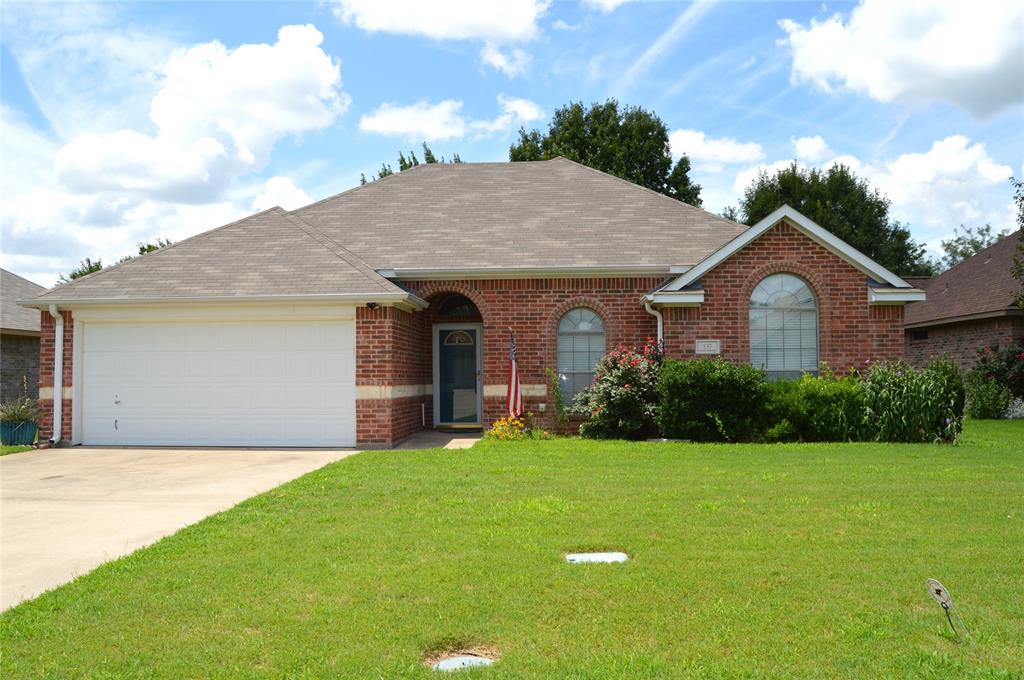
971,343,1024,398
571,340,662,440
485,414,550,441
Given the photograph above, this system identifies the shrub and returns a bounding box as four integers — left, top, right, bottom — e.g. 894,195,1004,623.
0,397,39,423
571,341,662,440
766,369,867,442
1006,397,1024,419
971,342,1024,397
657,358,768,442
862,358,964,443
484,414,551,441
965,375,1012,419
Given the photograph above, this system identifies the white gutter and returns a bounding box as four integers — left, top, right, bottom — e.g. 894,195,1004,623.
868,287,926,304
380,265,679,280
47,305,63,444
643,301,663,351
19,292,428,311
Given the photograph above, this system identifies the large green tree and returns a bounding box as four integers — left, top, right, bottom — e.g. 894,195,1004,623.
938,224,1009,270
60,239,173,284
738,163,933,276
360,143,462,185
509,100,702,207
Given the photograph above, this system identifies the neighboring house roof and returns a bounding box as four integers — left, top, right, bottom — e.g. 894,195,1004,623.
905,230,1023,328
1,269,45,334
24,208,423,309
290,157,746,272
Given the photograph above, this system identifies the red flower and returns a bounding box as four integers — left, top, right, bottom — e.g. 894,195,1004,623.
623,384,631,390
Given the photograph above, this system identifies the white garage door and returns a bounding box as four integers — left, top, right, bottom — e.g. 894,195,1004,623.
80,319,356,447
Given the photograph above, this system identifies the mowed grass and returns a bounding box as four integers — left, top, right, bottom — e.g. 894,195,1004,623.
2,422,1023,679
0,445,32,456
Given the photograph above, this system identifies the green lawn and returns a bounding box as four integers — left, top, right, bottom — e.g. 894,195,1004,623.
0,445,32,456
2,422,1023,679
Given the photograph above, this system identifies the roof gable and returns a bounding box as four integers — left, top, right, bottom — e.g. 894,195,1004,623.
658,205,914,293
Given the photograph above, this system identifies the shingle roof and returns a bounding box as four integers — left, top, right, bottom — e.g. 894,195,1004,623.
23,159,749,305
1,269,45,332
290,157,746,270
905,231,1023,326
28,208,406,303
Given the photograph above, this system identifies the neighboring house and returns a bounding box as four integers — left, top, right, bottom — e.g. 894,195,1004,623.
905,231,1023,371
1,269,45,401
20,158,923,448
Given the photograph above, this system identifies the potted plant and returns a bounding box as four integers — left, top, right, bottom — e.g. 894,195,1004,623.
0,396,40,446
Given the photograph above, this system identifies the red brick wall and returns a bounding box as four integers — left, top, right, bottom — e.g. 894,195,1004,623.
403,279,661,429
905,316,1024,371
662,221,905,371
37,310,73,442
355,305,429,445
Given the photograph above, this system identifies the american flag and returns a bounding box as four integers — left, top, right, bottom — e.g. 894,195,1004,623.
507,329,523,417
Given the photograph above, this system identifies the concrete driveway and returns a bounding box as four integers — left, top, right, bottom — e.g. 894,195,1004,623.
0,447,353,611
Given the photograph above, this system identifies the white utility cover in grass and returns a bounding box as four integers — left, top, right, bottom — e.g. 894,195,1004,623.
432,655,494,671
565,551,629,563
79,319,356,447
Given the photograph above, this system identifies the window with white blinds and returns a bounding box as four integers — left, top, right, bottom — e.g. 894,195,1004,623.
557,308,606,402
749,274,818,380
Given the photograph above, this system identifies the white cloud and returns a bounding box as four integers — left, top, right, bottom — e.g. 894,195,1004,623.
333,0,549,42
791,135,832,163
332,0,550,76
724,135,1014,251
252,176,312,212
552,20,580,31
359,100,467,141
614,0,715,93
582,0,632,12
1,25,347,286
480,43,531,78
779,0,1024,117
669,129,764,173
360,95,543,141
0,3,176,138
53,25,345,204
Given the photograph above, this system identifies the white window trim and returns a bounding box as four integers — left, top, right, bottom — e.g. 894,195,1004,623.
749,273,820,378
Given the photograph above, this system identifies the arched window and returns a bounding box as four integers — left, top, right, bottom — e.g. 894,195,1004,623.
749,273,818,380
557,308,606,402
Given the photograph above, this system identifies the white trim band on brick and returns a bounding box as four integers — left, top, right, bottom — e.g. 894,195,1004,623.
356,384,432,400
38,386,72,400
483,384,547,398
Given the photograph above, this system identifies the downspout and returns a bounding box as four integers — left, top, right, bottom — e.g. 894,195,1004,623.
47,305,63,444
643,300,663,353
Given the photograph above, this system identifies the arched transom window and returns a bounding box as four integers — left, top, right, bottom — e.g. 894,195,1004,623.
749,273,818,380
557,308,606,402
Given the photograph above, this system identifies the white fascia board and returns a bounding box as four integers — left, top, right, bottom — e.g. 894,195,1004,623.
382,265,674,280
645,290,705,307
19,292,429,312
868,287,926,304
661,205,911,292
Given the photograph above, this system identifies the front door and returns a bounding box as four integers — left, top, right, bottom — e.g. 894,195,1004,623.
434,326,482,426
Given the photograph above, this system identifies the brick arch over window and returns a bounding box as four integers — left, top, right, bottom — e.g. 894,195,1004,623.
737,262,832,367
543,297,616,385
415,282,492,324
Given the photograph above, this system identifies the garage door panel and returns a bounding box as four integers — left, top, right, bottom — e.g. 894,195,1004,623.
81,319,355,447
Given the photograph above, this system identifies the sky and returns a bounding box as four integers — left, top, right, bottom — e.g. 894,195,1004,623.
1,0,1022,287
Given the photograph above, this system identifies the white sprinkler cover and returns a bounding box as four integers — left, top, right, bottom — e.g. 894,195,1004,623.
565,551,629,563
432,655,494,672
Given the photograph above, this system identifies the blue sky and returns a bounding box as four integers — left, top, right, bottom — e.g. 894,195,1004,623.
2,0,1022,285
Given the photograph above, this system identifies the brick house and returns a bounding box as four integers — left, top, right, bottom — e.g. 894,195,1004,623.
19,158,923,448
1,269,45,401
905,231,1023,371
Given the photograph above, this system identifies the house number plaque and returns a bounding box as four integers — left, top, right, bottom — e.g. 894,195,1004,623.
695,339,721,355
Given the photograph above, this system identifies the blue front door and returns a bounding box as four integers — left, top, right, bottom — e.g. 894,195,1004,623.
438,328,479,424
